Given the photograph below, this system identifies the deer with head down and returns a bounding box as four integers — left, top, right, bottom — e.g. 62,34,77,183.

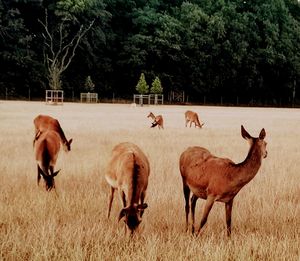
34,130,61,192
185,110,204,128
147,112,164,129
179,125,267,236
33,114,72,152
105,142,150,235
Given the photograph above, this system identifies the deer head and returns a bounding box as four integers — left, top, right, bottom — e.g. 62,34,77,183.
63,139,73,152
241,125,267,159
118,203,148,233
40,169,60,191
147,112,154,118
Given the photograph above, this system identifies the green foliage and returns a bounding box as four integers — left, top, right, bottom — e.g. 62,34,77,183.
136,73,149,94
1,0,300,105
150,76,163,94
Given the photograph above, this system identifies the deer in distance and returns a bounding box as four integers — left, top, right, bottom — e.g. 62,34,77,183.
179,125,267,236
185,110,204,128
105,142,150,236
34,130,61,192
147,112,164,129
33,114,72,152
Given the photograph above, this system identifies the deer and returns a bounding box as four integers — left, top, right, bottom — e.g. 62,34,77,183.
185,110,204,128
34,130,61,192
105,142,150,236
147,112,164,129
33,114,72,152
179,125,267,236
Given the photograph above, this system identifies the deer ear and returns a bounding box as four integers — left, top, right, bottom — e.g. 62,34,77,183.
241,125,252,140
137,203,148,210
53,169,60,177
69,139,73,145
259,128,266,140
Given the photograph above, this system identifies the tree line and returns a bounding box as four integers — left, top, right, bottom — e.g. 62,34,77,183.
1,0,300,106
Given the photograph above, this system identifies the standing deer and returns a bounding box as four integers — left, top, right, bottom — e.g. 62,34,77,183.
34,130,61,191
179,125,267,236
33,114,72,151
105,142,150,235
185,110,204,128
147,112,164,129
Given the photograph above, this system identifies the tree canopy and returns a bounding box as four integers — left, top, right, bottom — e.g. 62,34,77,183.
0,0,299,106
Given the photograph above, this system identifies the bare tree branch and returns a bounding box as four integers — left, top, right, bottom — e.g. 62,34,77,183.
39,9,95,90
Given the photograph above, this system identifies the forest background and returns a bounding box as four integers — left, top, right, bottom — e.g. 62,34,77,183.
1,0,300,106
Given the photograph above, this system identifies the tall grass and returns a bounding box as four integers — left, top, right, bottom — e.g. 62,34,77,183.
0,101,299,260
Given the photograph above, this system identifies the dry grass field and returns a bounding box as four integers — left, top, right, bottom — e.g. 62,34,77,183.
0,100,299,260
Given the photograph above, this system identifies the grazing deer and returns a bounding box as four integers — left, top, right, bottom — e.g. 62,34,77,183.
185,110,204,128
179,125,267,236
147,112,164,129
33,114,72,152
105,142,150,235
34,130,61,192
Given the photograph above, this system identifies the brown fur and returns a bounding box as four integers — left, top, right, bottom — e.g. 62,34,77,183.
33,114,72,151
147,112,164,129
34,130,61,191
105,142,150,235
179,125,267,236
185,110,204,128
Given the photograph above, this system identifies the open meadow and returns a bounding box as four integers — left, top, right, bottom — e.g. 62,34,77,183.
0,100,299,260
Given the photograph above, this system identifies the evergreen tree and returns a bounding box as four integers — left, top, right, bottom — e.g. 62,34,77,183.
150,76,163,94
84,75,95,92
136,73,149,94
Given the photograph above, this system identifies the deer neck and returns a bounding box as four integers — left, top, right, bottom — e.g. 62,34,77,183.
233,142,263,187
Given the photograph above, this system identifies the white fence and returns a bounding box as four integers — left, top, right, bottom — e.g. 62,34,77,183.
80,92,98,103
45,90,64,105
133,94,164,106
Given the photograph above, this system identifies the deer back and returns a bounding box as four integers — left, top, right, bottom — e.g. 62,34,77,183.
34,114,72,151
35,130,61,171
106,142,149,201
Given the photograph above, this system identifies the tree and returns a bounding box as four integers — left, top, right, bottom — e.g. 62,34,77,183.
39,9,94,90
84,75,95,92
150,76,163,94
136,73,149,94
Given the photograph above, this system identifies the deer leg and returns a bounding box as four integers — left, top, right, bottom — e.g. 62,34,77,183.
139,191,146,217
225,199,233,237
191,194,198,234
119,191,126,208
49,166,54,175
189,121,192,128
197,196,215,236
185,119,188,127
37,165,42,186
107,187,115,218
183,184,190,232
